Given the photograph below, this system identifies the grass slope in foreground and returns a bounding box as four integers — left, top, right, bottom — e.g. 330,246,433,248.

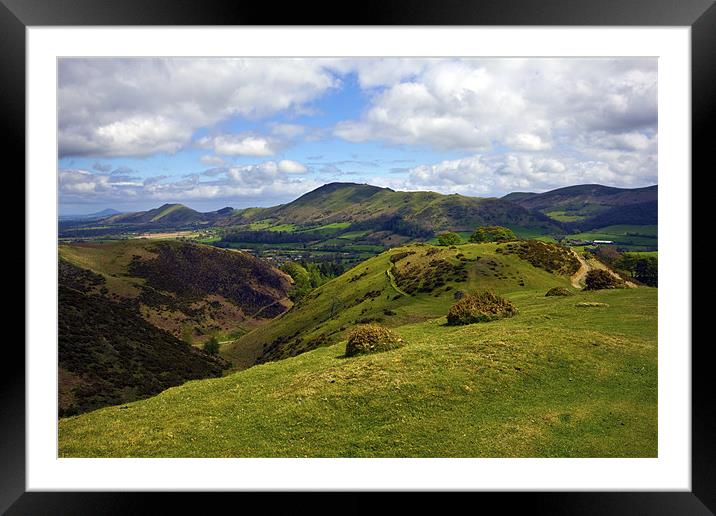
59,286,656,458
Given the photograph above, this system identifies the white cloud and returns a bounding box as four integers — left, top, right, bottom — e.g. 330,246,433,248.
330,58,433,88
60,157,316,208
505,133,552,151
278,160,308,174
198,134,278,157
269,123,307,139
374,149,655,198
334,58,656,158
59,58,341,157
200,155,227,166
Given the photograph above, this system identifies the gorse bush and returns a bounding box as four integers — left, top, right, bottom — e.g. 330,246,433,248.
498,240,580,275
545,287,574,297
345,324,404,357
469,226,517,243
584,269,625,290
446,291,517,325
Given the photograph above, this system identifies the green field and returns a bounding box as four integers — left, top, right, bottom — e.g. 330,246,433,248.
544,210,588,222
58,286,657,458
566,225,657,251
626,251,658,258
508,226,557,242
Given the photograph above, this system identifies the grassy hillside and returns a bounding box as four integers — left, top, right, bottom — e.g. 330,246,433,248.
59,240,292,345
58,286,657,457
223,241,580,368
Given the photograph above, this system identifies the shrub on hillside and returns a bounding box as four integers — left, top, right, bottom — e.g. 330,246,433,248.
584,269,625,290
545,287,574,297
437,231,463,246
446,291,517,325
345,324,404,357
390,250,415,263
203,336,220,356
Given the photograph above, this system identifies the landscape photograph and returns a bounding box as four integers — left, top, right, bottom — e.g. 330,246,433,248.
57,57,658,458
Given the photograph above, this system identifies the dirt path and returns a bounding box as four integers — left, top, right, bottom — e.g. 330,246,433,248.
386,264,409,297
569,250,637,289
570,251,591,289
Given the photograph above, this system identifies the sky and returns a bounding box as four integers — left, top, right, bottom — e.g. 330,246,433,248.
58,57,657,215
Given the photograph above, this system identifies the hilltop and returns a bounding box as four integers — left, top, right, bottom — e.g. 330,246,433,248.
502,184,657,229
223,240,582,367
105,203,211,225
211,182,561,235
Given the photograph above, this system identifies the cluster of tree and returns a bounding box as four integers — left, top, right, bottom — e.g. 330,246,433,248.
221,230,317,244
615,254,658,286
347,215,433,238
592,247,658,287
308,259,348,278
469,226,518,243
280,258,351,302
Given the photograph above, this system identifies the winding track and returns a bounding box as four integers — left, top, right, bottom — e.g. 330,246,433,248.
386,263,410,297
569,249,637,289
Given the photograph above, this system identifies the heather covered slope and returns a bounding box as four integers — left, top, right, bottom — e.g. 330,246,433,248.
59,283,226,416
58,286,657,457
59,240,293,346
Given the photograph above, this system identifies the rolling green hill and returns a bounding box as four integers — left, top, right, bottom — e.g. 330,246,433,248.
60,183,563,240
223,240,581,368
59,183,658,245
225,182,561,235
58,279,657,457
105,203,208,225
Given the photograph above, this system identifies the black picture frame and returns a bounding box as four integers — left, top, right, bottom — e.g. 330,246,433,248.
4,0,713,513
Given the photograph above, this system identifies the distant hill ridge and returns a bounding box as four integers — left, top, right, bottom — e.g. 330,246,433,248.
63,182,657,236
501,184,657,229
